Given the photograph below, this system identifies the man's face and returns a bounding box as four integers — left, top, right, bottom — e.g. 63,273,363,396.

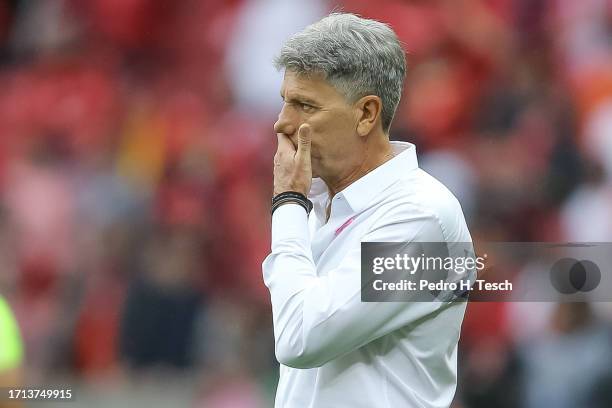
274,70,359,179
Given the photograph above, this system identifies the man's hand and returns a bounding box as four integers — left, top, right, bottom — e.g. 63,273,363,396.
274,124,312,197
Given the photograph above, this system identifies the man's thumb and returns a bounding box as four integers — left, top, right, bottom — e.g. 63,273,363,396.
297,124,312,154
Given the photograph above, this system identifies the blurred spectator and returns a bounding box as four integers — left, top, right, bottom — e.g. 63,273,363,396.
119,226,205,371
520,302,612,408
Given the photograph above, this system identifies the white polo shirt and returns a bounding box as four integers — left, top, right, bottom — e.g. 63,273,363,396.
262,141,472,408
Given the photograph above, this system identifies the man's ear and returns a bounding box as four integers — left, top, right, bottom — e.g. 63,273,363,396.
355,95,382,137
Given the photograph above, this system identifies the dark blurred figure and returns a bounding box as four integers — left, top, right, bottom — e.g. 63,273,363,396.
458,301,522,408
119,225,206,370
0,0,18,62
520,302,612,408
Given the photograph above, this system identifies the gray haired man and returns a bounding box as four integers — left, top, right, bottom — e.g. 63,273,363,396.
263,13,472,408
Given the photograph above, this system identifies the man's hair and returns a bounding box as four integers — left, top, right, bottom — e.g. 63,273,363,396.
274,13,406,133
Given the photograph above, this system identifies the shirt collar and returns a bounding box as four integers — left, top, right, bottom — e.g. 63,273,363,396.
308,141,419,214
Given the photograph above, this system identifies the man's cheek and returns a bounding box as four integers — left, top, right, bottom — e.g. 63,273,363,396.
311,157,320,178
309,140,321,159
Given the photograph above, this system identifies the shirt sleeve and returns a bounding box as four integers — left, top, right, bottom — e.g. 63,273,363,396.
262,202,458,369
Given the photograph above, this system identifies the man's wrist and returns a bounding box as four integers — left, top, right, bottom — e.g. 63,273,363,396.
272,191,313,215
273,187,310,197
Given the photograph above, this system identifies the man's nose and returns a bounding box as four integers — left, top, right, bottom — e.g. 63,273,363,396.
273,104,296,136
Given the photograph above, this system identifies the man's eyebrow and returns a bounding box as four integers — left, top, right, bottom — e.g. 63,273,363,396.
282,92,320,105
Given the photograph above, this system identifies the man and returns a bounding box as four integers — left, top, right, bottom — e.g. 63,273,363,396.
262,13,472,408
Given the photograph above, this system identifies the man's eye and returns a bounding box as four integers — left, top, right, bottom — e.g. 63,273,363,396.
300,103,315,112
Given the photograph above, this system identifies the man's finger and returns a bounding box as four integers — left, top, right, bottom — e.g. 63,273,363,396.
296,124,312,160
277,133,295,153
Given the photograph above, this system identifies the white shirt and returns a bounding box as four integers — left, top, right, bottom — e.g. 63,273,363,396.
262,141,472,408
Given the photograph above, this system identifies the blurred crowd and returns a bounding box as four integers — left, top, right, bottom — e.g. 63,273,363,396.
0,0,610,407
